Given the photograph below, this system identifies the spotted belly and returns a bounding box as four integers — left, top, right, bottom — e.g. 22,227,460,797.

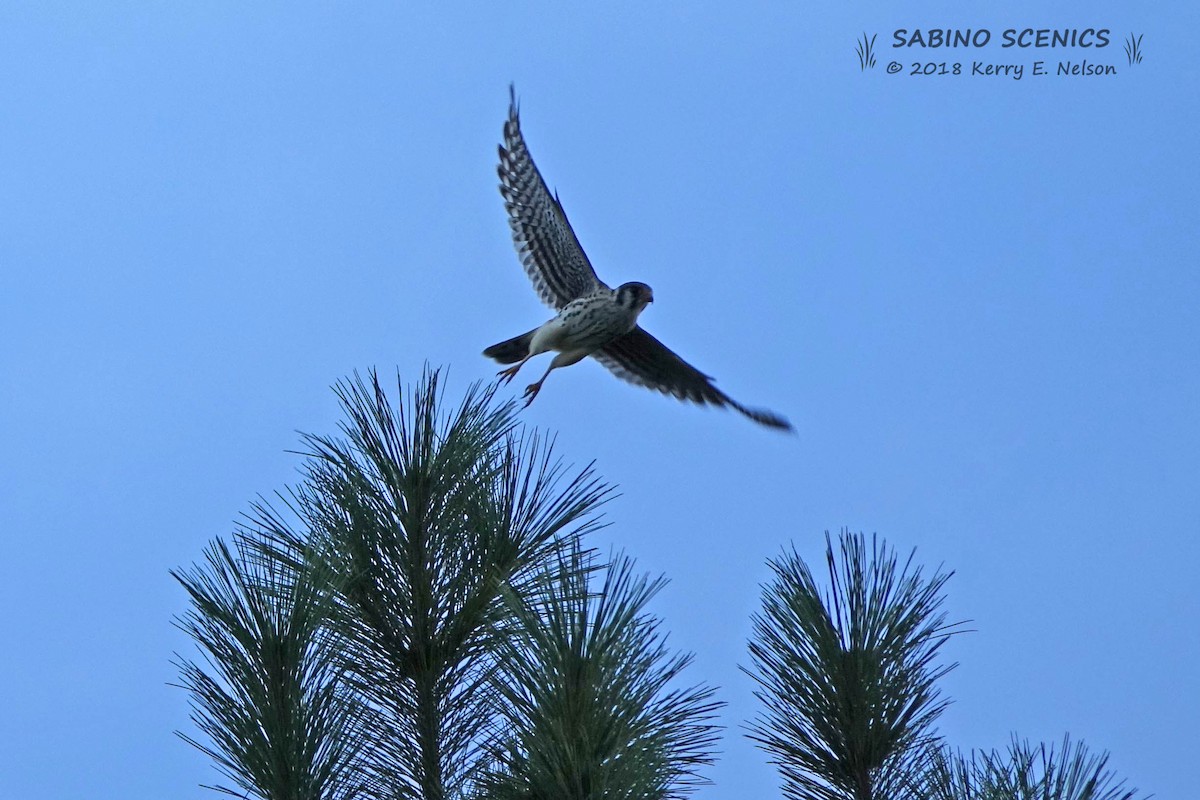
539,293,637,353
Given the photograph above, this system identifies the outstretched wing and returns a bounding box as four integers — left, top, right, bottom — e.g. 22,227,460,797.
498,86,607,310
593,327,794,431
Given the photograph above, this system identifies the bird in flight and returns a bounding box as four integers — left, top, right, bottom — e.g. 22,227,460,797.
484,86,792,432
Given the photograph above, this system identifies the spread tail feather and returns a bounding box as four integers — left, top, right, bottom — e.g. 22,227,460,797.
483,330,535,364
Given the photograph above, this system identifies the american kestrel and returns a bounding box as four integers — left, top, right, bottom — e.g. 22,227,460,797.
484,87,792,432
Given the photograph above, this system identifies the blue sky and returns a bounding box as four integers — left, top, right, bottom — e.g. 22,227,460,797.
2,3,1197,798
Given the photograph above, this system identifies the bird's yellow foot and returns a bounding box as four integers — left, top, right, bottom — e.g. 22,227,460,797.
497,364,522,385
522,382,543,407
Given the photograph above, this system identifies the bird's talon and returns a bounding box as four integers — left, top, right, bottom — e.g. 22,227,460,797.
522,383,541,407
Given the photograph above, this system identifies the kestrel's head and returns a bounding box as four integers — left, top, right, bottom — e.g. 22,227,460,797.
616,281,654,313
